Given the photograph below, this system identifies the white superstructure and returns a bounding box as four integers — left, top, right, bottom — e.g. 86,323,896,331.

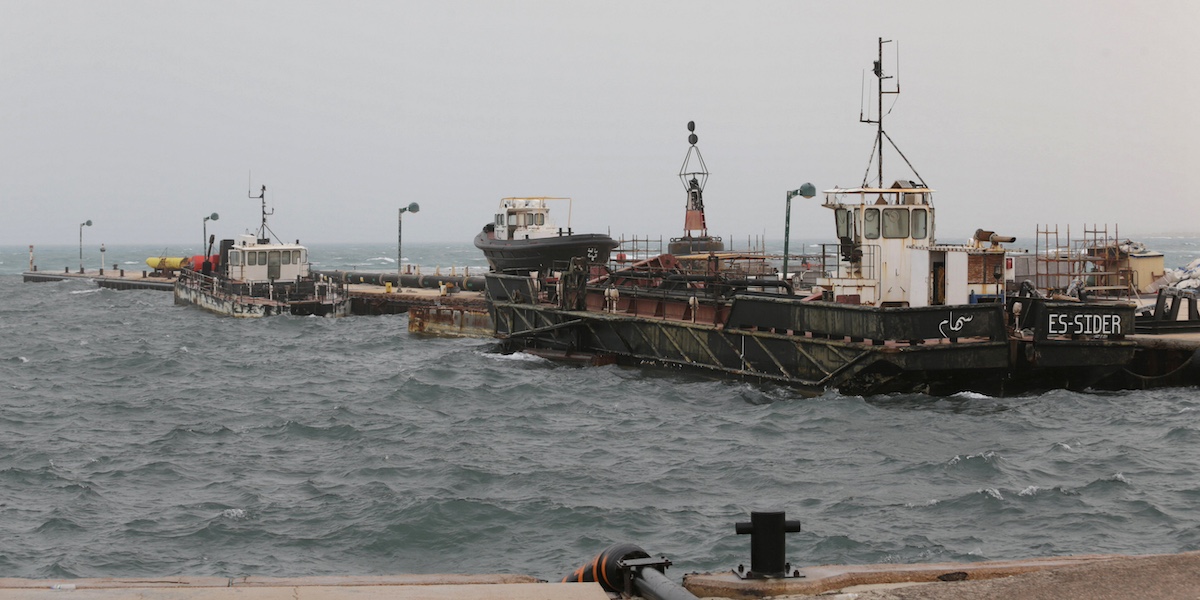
817,182,1017,307
490,197,572,241
224,234,310,284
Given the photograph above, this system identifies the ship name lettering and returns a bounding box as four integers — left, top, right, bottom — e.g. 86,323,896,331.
1047,313,1121,335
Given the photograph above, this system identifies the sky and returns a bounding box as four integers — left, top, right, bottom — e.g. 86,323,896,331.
2,1,1198,248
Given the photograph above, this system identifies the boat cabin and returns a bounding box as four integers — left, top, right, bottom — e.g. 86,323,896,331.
818,181,1017,307
224,234,310,283
491,197,572,241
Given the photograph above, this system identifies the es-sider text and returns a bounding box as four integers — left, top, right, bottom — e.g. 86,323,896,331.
1047,313,1122,335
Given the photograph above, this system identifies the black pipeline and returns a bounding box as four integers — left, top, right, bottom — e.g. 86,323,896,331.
562,543,698,600
311,269,487,292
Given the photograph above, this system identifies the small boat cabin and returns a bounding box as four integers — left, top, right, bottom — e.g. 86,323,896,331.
490,197,572,241
224,234,310,283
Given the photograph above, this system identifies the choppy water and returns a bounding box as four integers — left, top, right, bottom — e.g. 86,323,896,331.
1,242,1199,581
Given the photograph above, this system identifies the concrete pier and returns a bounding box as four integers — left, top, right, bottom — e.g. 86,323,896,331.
0,575,607,599
22,269,176,291
3,552,1199,599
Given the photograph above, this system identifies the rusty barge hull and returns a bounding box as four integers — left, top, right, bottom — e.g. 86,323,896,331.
487,274,1138,396
493,303,1011,395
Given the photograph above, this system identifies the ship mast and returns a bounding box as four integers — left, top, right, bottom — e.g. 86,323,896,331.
860,37,926,189
249,180,276,243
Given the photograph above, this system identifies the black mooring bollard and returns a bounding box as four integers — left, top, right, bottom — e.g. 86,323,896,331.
734,510,801,578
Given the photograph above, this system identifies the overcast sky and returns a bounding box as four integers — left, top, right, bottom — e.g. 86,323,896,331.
3,1,1198,248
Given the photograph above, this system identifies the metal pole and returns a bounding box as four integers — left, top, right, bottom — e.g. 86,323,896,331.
79,224,83,273
783,192,793,279
398,208,403,278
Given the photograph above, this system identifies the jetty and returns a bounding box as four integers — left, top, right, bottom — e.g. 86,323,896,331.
1,551,1197,598
22,268,176,291
20,265,492,332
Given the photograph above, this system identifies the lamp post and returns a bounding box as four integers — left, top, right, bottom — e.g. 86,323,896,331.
398,202,420,278
79,220,92,273
203,212,219,254
782,184,816,281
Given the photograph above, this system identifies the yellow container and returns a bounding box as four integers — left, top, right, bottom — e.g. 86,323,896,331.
145,256,189,270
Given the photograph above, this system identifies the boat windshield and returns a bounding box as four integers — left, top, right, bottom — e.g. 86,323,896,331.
835,208,853,238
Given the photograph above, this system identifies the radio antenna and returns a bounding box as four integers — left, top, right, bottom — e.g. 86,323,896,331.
247,173,276,242
859,37,925,189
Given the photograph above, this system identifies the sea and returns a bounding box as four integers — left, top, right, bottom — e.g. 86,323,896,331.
1,238,1199,582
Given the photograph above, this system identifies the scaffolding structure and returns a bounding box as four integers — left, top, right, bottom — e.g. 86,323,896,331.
1035,224,1138,299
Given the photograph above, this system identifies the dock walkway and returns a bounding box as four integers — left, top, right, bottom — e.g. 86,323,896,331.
2,552,1199,599
22,269,175,291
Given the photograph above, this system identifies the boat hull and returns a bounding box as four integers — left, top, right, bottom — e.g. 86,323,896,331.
174,276,350,318
474,230,618,275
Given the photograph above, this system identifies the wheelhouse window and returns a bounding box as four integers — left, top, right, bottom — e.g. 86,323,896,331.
495,214,503,227
294,250,303,264
835,208,853,239
229,250,241,266
882,208,910,239
534,213,545,226
281,250,291,265
863,208,881,239
247,251,258,266
507,213,518,227
912,209,928,239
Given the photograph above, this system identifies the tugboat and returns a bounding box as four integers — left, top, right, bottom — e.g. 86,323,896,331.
474,197,618,275
174,184,349,318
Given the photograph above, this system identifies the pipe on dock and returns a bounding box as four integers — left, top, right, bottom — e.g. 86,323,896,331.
634,565,700,600
562,543,698,600
311,270,487,291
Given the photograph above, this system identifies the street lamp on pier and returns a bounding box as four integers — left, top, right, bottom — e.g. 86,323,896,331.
79,220,92,273
782,184,816,282
398,202,420,279
203,212,219,254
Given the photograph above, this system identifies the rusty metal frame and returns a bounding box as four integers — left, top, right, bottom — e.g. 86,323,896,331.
495,302,902,391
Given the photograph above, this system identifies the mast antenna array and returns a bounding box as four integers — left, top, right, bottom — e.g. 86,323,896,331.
248,172,277,243
859,38,925,189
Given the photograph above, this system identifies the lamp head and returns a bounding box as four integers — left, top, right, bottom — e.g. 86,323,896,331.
402,202,420,214
207,212,219,222
82,220,92,227
787,183,817,201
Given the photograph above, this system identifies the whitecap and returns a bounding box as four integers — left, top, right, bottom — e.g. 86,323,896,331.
979,487,1003,500
904,498,940,508
482,351,549,363
69,288,102,295
1052,442,1073,451
1109,473,1131,484
368,256,396,263
952,391,991,400
220,508,247,520
1018,486,1040,497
